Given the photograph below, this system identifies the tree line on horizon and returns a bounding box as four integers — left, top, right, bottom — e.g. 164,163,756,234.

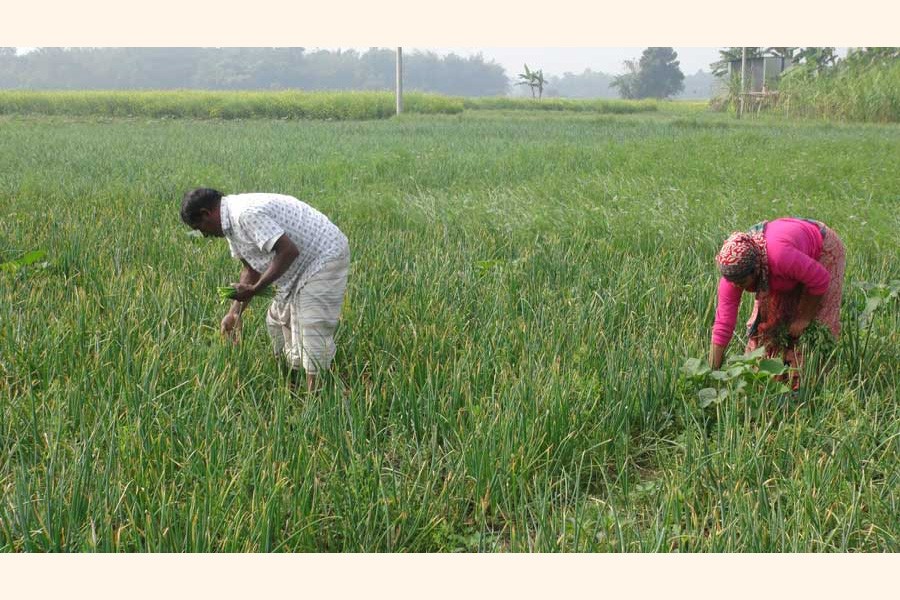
0,48,509,96
0,47,724,99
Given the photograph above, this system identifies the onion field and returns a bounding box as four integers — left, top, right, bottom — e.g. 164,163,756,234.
0,103,898,551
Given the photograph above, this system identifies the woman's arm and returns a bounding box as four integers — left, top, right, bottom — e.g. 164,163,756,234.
709,277,742,367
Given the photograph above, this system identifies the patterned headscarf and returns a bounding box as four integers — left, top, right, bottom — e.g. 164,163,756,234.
716,229,769,292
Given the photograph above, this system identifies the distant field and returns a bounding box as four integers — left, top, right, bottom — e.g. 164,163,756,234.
0,90,464,120
1,108,898,551
0,90,672,120
463,96,659,114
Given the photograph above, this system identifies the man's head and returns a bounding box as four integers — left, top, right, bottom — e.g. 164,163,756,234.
181,188,225,237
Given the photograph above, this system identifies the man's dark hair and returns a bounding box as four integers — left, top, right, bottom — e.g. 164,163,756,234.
181,188,223,226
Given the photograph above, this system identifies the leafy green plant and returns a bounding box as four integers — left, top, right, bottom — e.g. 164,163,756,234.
854,280,900,330
0,249,49,274
844,280,900,371
681,347,792,408
474,259,504,276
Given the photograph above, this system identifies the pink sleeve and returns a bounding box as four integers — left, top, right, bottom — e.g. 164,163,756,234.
770,244,830,295
712,277,743,347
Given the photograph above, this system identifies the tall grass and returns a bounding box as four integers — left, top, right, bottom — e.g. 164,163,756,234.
0,90,464,121
776,61,900,123
0,110,897,551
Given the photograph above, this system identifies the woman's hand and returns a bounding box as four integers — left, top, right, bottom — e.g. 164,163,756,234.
709,344,726,370
793,292,823,338
788,318,811,339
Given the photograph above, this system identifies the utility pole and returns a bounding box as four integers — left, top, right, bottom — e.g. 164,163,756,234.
738,47,747,119
396,47,403,116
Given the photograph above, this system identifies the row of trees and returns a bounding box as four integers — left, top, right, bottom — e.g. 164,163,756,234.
1,46,700,99
0,47,509,96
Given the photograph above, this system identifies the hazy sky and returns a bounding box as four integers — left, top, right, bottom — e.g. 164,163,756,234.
14,47,748,76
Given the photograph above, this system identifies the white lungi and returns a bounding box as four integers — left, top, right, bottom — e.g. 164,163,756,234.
265,251,350,375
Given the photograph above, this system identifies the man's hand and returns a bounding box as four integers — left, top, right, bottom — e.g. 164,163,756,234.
229,282,257,303
221,312,242,344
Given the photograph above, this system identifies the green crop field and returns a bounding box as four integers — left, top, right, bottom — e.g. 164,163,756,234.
1,101,898,551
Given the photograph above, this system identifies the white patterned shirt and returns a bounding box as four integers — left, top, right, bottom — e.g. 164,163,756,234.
220,193,349,301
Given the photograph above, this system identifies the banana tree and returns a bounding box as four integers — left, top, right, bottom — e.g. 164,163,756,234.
515,64,547,100
710,47,762,77
793,47,837,75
